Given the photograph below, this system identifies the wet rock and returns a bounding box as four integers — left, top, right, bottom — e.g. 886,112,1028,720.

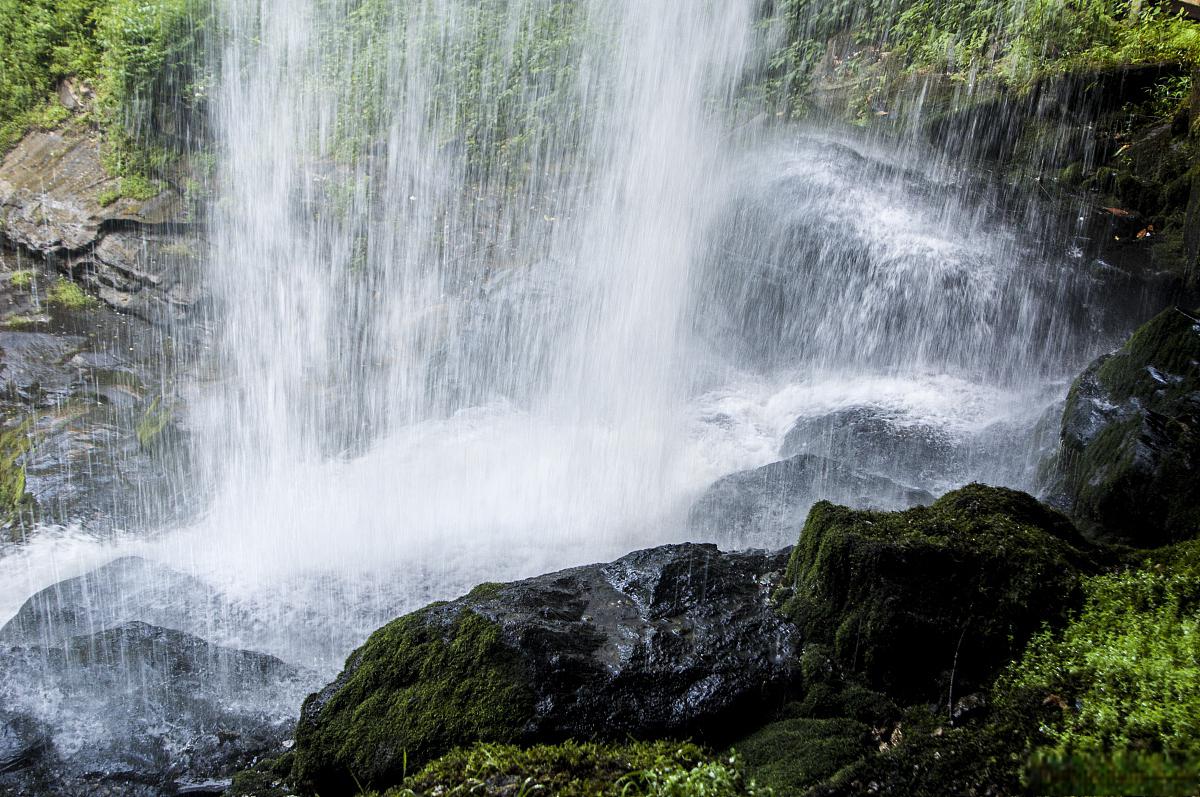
687,453,933,549
1051,306,1200,545
0,556,234,648
0,621,309,797
0,128,201,323
775,484,1093,701
780,406,958,485
292,543,798,795
0,256,195,532
0,711,46,774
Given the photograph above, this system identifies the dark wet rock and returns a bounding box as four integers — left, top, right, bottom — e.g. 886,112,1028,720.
776,484,1093,702
1050,306,1200,546
780,406,958,485
0,256,196,533
0,711,47,774
0,556,234,648
687,453,933,548
0,621,308,797
292,542,798,795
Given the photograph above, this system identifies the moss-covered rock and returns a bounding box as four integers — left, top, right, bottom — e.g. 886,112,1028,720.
292,543,798,796
1054,306,1200,546
777,484,1092,702
735,717,876,794
0,418,33,533
292,606,535,796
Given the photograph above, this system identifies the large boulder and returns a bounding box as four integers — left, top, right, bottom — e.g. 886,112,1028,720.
0,556,234,647
0,621,309,797
688,453,932,549
292,543,798,795
776,484,1092,702
780,406,958,487
1051,306,1200,546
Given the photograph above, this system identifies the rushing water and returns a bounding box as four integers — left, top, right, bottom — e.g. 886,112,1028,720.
0,0,1154,785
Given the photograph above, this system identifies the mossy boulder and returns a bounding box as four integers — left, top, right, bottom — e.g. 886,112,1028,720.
735,717,876,794
293,543,798,795
776,484,1092,702
1053,306,1200,546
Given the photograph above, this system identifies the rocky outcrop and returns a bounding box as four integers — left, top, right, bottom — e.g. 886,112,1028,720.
1050,306,1200,546
0,557,314,796
0,245,195,533
0,127,201,321
292,543,797,795
687,453,932,548
776,484,1093,702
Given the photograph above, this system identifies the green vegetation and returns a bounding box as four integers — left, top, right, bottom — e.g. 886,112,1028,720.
46,277,96,310
1001,540,1200,763
761,0,1200,116
135,397,173,449
292,607,536,795
315,0,587,181
0,0,210,183
360,741,768,797
8,269,34,288
0,419,32,531
776,483,1092,699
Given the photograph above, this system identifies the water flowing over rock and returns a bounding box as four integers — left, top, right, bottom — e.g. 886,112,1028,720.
292,543,798,795
1049,306,1200,545
0,557,230,647
688,453,933,549
780,407,957,485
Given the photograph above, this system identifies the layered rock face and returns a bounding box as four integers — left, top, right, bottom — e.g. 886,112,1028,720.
0,126,201,534
0,127,200,320
1050,306,1200,546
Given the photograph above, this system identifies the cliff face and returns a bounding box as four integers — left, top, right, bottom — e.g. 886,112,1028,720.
0,123,200,536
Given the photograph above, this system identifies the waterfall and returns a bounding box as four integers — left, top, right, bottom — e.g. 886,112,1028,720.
0,0,1151,778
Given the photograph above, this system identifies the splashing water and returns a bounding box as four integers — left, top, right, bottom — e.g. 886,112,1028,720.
0,0,1149,774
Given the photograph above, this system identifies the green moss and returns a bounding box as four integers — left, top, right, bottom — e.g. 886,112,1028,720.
1095,306,1200,403
999,541,1200,764
292,607,536,795
369,740,766,797
8,270,35,288
46,277,96,310
135,398,173,450
1,314,46,330
777,484,1091,700
734,717,874,794
0,419,33,531
98,174,164,206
